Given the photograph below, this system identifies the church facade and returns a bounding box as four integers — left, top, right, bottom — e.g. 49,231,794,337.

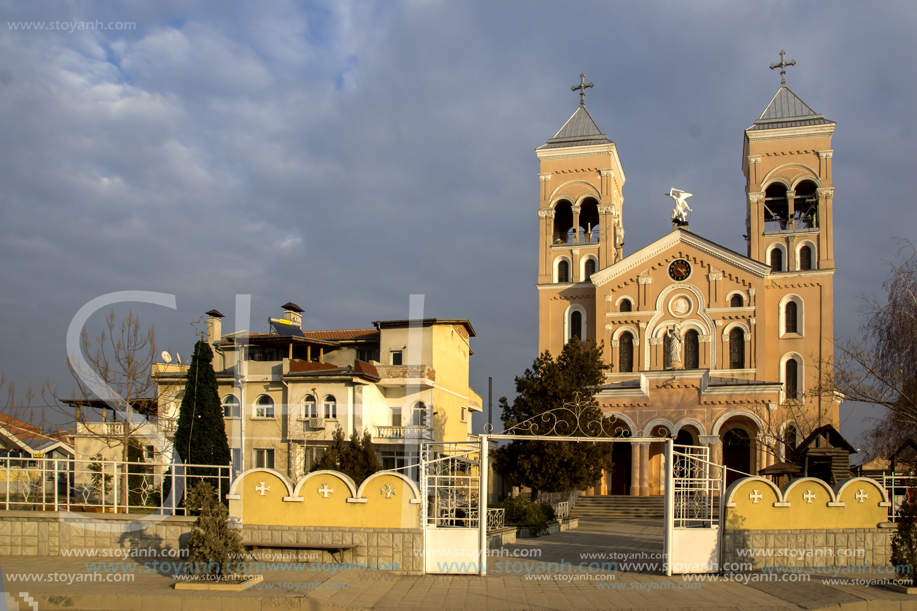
536,63,841,496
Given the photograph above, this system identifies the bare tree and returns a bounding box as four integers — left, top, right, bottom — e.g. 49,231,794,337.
820,243,917,460
0,374,50,454
50,309,158,505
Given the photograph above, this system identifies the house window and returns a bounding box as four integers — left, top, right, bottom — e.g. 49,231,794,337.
390,407,402,427
730,294,743,308
323,395,337,419
231,448,242,474
558,260,569,283
461,406,467,422
684,330,699,369
584,258,596,281
619,300,632,313
391,350,403,365
254,448,274,470
785,359,799,400
222,395,240,418
357,348,378,362
785,301,798,334
254,395,274,418
770,248,783,273
619,332,634,373
729,328,745,369
412,402,427,426
143,445,155,461
304,394,318,418
782,424,798,461
799,245,813,270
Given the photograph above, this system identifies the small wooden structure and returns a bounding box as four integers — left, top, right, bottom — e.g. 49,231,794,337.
794,425,857,485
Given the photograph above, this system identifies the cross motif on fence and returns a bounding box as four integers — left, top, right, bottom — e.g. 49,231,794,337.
255,482,270,496
381,484,396,499
749,490,762,503
803,490,816,504
856,489,868,503
318,484,333,498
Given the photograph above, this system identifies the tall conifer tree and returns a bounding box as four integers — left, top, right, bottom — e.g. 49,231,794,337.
173,340,231,498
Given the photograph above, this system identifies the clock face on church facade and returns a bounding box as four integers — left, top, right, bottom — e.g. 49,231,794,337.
668,259,692,281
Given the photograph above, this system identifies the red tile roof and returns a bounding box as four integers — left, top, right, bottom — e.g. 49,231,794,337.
301,329,379,341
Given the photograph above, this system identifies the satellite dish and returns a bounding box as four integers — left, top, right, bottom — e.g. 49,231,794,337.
161,351,172,364
176,353,182,366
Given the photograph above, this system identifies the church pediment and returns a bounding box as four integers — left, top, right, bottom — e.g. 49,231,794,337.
590,229,771,288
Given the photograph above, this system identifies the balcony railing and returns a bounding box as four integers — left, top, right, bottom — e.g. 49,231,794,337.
552,230,600,245
375,426,428,439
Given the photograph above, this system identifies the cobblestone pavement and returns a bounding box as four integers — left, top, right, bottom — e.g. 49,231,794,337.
3,519,917,610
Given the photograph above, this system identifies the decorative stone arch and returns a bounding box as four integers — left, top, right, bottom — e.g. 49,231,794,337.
615,295,635,310
553,255,572,283
783,477,837,505
563,303,587,343
604,412,637,437
641,418,674,438
724,476,783,507
834,477,891,506
765,242,788,272
789,174,822,191
645,283,716,370
292,470,358,499
778,294,804,337
778,420,799,461
612,325,639,341
674,417,707,437
228,467,295,498
712,409,765,436
779,352,805,403
356,470,423,502
725,290,747,306
548,180,601,204
722,321,750,336
761,164,819,187
795,239,817,271
580,253,599,282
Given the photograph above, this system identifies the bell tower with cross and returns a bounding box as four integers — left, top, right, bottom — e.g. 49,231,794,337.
535,74,626,356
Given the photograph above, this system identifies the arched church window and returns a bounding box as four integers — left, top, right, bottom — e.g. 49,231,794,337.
552,200,573,244
619,332,633,373
684,330,699,369
794,181,818,229
558,260,569,283
584,258,596,281
730,294,743,308
570,311,582,340
729,328,745,369
764,183,789,230
619,299,632,313
785,301,798,334
770,248,783,273
799,245,812,270
785,359,799,400
663,333,673,369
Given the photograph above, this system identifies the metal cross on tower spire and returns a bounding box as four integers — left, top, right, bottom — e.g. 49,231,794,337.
769,50,796,86
571,73,594,106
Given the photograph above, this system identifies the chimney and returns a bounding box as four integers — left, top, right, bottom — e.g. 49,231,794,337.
281,302,304,328
206,309,225,344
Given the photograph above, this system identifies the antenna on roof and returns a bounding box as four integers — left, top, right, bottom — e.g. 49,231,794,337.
161,351,173,364
176,353,182,366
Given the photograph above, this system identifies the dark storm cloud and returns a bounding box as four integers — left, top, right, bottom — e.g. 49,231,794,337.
1,0,915,443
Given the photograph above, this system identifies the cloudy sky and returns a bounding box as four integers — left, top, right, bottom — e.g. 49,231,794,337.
1,0,914,447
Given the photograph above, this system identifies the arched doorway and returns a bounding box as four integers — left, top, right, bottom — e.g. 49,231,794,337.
723,427,752,487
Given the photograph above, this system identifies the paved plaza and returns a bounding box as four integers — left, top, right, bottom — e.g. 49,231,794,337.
3,519,917,610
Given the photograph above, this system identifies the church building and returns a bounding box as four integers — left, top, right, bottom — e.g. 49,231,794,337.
536,59,841,496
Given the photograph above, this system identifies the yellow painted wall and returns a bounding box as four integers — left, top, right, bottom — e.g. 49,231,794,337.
229,469,421,529
724,476,888,530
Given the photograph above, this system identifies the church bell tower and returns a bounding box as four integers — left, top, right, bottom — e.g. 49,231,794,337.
536,75,626,356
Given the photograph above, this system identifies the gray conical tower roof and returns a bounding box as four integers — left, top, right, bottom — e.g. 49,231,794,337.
538,105,612,149
749,85,833,131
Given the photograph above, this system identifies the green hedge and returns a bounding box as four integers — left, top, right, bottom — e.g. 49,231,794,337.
495,497,556,537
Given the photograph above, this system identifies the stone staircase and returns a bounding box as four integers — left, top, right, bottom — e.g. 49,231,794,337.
570,495,665,519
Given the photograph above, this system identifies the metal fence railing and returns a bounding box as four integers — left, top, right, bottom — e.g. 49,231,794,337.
0,456,231,515
882,474,913,522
